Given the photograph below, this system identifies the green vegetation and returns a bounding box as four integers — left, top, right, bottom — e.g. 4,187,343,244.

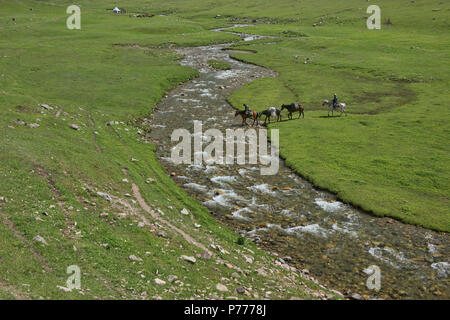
225,1,450,232
207,59,231,70
1,0,449,300
0,0,334,299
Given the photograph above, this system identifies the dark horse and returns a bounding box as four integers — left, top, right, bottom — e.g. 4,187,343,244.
258,107,282,124
281,102,304,119
235,104,259,126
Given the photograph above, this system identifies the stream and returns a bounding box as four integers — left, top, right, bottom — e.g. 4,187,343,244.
147,26,449,299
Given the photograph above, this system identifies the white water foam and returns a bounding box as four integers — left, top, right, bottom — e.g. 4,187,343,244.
203,189,243,208
284,224,330,238
184,183,208,192
314,198,344,212
431,262,449,278
247,184,277,196
231,207,252,220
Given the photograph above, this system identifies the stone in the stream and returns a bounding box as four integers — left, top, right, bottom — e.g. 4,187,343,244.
180,255,196,264
33,235,48,246
350,293,364,300
69,124,79,130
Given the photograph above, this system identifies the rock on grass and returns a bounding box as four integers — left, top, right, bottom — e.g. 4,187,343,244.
216,283,228,292
180,255,196,264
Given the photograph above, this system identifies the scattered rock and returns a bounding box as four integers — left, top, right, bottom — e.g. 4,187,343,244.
129,255,143,262
216,283,228,292
100,212,109,217
131,158,139,162
97,192,112,202
157,230,166,238
28,123,40,128
69,124,80,130
256,268,267,277
350,293,364,300
12,119,26,126
33,235,48,246
180,255,196,264
41,104,53,110
154,278,166,285
200,251,212,260
167,275,178,282
235,287,246,294
180,208,190,215
56,285,71,292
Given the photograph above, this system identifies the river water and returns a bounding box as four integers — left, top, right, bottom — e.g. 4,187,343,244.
147,27,449,299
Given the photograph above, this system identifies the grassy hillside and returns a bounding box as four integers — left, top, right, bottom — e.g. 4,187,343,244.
0,1,336,299
1,0,448,300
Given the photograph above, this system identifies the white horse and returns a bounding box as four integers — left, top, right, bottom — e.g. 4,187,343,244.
322,100,347,117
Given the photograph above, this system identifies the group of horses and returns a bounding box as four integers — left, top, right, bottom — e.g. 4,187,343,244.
235,100,346,126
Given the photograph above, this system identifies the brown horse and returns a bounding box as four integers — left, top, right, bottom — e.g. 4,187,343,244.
281,102,304,119
235,104,259,126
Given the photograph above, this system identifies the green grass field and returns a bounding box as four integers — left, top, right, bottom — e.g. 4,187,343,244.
225,1,450,232
0,0,337,299
0,0,448,299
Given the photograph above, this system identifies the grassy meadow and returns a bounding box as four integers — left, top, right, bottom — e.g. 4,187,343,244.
0,0,335,299
0,0,448,300
225,1,450,232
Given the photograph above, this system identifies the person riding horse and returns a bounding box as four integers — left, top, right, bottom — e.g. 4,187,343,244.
333,93,338,109
244,104,253,117
332,93,338,109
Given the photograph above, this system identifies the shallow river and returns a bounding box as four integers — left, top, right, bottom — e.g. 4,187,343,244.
148,27,449,299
